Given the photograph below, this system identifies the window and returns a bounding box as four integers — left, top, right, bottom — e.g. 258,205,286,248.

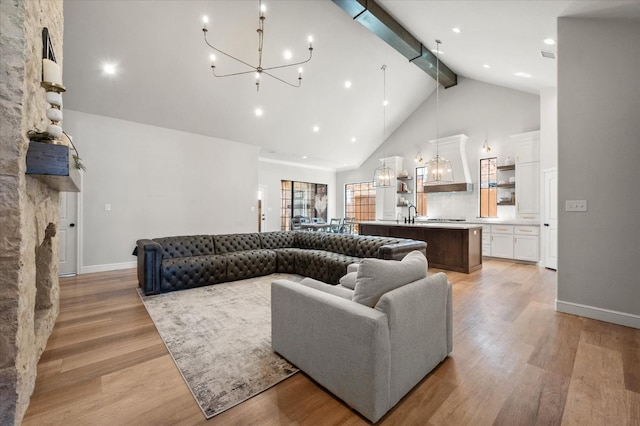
479,157,498,217
280,180,328,230
415,167,428,216
345,182,376,233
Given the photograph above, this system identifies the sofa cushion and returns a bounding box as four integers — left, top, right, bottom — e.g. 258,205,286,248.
259,231,296,249
154,235,215,260
161,254,226,291
226,249,277,281
324,253,362,284
274,248,298,273
339,271,357,290
352,251,427,308
295,249,333,283
214,233,261,254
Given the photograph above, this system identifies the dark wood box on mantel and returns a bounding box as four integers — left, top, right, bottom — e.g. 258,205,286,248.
26,141,80,192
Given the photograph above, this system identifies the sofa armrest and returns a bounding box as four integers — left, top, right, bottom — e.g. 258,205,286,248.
136,239,163,295
374,272,451,405
271,279,391,422
299,277,354,300
378,240,427,260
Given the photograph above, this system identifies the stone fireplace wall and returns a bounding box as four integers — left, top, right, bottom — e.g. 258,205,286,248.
0,0,64,424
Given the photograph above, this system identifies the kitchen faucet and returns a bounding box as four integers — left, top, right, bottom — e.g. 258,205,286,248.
406,204,417,224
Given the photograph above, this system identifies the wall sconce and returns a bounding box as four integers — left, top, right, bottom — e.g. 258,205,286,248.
481,139,491,153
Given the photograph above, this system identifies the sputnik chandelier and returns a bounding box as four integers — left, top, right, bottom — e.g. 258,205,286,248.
201,0,314,91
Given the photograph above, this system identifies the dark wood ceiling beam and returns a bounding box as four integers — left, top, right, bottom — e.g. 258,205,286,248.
332,0,457,88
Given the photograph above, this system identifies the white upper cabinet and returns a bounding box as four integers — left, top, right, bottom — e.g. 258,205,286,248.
511,131,540,222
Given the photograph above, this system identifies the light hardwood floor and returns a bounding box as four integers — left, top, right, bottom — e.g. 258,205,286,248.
23,260,640,425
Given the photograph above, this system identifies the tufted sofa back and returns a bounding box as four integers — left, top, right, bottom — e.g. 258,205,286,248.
355,236,404,258
321,233,358,256
259,231,296,249
214,233,261,254
154,235,215,260
295,231,326,250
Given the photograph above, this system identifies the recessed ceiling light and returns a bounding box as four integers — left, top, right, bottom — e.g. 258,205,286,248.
514,72,532,78
452,27,461,34
543,38,556,45
255,108,263,117
344,80,352,89
383,100,389,106
312,126,319,132
302,155,308,159
483,64,491,69
351,137,356,143
103,64,116,75
283,50,292,60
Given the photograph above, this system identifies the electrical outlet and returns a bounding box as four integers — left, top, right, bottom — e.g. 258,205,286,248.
565,200,587,212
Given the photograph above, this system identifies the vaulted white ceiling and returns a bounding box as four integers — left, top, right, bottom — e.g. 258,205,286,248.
62,0,640,171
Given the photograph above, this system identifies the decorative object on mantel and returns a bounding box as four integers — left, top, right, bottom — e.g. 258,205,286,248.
40,28,67,143
373,64,394,187
425,40,454,184
25,141,81,192
201,0,313,91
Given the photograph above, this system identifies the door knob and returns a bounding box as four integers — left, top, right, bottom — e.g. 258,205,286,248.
69,223,75,227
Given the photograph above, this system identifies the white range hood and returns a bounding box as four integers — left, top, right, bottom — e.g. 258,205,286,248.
424,134,473,193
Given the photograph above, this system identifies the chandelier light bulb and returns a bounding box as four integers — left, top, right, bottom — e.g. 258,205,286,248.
344,81,352,88
202,15,209,30
209,54,216,63
284,50,292,60
260,4,266,15
255,108,263,117
308,36,313,48
298,67,303,74
255,72,261,80
383,99,389,106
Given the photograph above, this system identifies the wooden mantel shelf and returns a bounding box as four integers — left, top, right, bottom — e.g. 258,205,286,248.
26,141,80,192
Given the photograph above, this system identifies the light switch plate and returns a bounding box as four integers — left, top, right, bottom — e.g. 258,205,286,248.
565,200,587,212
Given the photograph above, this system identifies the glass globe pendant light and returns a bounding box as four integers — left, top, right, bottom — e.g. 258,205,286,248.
373,64,394,187
426,40,454,183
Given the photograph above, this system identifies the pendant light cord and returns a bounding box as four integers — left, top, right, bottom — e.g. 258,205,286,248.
435,39,441,176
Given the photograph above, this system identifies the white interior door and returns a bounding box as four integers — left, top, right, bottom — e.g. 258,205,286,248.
59,192,78,276
258,185,267,232
543,169,558,270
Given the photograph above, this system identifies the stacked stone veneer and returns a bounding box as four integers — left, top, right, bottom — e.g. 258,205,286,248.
0,0,64,424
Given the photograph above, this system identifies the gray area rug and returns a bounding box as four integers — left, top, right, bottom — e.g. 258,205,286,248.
138,273,301,418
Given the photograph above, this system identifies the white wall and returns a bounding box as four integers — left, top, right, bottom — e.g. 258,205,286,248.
65,110,260,272
540,87,558,171
258,159,337,232
336,77,540,220
557,18,640,327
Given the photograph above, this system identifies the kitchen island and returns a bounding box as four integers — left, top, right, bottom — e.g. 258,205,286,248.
359,221,483,273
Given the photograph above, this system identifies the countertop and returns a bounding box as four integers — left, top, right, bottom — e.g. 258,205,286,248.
359,221,483,230
361,219,541,228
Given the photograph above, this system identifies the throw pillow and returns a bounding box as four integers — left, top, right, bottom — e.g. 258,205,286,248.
339,271,357,290
352,250,427,308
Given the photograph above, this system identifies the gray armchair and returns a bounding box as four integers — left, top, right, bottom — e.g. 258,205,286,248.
271,270,452,422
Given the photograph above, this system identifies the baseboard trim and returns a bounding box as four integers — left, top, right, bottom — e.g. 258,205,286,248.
80,261,136,275
556,300,640,329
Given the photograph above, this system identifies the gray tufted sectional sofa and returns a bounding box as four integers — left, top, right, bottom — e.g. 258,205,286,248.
136,231,427,295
